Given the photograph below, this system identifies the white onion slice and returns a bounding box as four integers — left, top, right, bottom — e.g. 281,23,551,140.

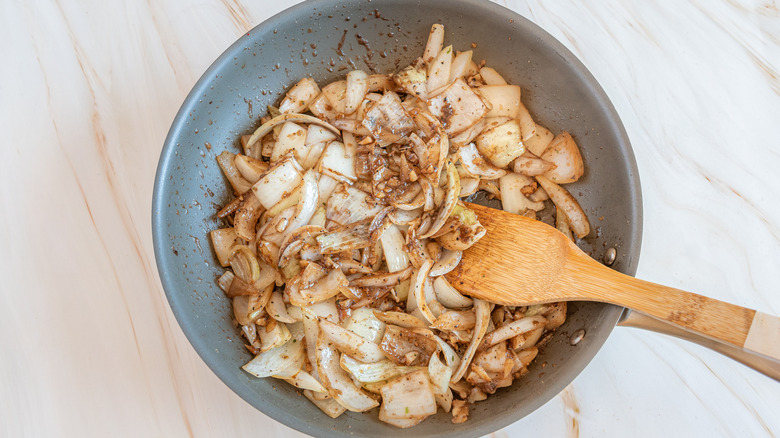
475,120,524,168
423,24,444,66
279,78,321,114
316,335,379,412
326,185,381,225
319,141,357,182
285,370,326,392
267,291,296,323
478,85,521,118
210,228,238,267
242,337,303,378
304,390,347,418
457,143,506,179
380,224,410,272
282,169,319,235
349,267,413,288
245,113,339,153
428,352,452,397
536,175,590,238
373,310,428,329
319,319,386,363
448,50,473,84
419,162,460,238
411,258,436,324
251,156,303,210
429,250,462,277
523,123,555,156
378,370,437,422
427,45,453,93
451,299,490,382
540,132,584,184
345,70,369,115
344,307,386,343
258,321,291,352
340,355,416,383
271,121,308,163
433,277,473,309
479,67,507,85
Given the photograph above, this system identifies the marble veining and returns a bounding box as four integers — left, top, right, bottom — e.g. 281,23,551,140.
1,0,779,437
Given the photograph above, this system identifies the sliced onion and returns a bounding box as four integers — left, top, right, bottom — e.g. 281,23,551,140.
423,24,445,66
321,80,348,114
308,93,339,121
523,123,555,156
368,74,396,92
251,155,303,210
482,315,547,349
267,291,296,323
326,185,381,225
285,370,326,392
475,120,524,168
428,352,452,397
216,151,253,194
419,162,460,238
432,277,472,309
479,67,507,85
340,355,417,383
556,206,575,242
516,100,537,141
451,299,490,382
514,154,556,177
283,169,319,236
210,228,238,267
429,250,462,277
319,319,386,363
457,143,506,179
388,207,423,225
478,85,521,118
218,271,235,294
536,175,590,238
373,310,428,329
344,307,386,343
448,50,473,83
378,370,437,422
392,64,428,100
279,78,321,114
499,172,537,215
316,334,379,412
258,321,291,352
304,391,346,418
349,267,413,288
345,70,369,114
431,309,476,330
459,177,479,197
430,334,461,371
229,245,260,285
540,131,584,184
435,221,486,251
427,78,488,135
319,140,357,182
234,154,269,183
234,193,264,241
270,121,309,163
411,258,436,324
290,269,349,306
427,45,453,93
242,337,303,378
245,113,339,154
316,221,372,255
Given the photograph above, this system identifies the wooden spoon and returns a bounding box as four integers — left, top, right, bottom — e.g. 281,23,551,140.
445,203,780,378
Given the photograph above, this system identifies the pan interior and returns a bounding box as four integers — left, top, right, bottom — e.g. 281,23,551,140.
152,1,642,437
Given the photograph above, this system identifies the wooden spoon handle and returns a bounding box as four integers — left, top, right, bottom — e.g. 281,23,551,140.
567,254,780,362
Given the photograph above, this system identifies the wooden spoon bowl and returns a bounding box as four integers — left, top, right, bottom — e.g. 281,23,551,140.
446,203,780,380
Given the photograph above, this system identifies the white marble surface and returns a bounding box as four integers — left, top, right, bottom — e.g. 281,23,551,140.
2,0,779,436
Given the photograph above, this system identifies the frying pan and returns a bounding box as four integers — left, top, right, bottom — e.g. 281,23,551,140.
152,0,642,436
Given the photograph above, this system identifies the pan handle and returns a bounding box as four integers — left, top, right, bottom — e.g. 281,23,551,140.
617,309,780,382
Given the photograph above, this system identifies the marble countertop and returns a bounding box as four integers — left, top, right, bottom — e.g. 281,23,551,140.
2,0,779,436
